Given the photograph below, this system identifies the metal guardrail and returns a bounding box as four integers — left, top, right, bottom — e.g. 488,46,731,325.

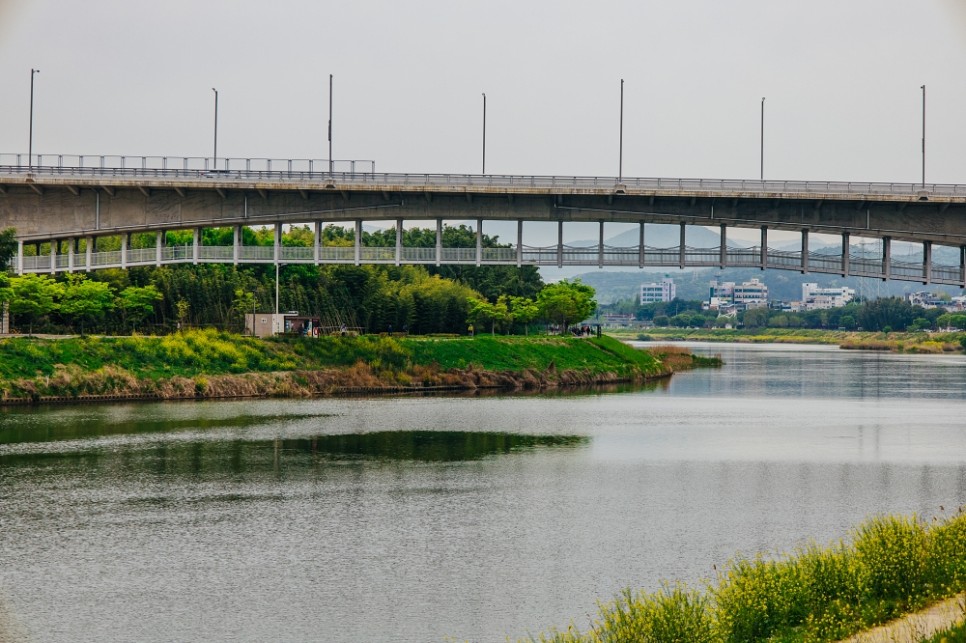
2,154,965,197
13,244,961,285
0,154,374,175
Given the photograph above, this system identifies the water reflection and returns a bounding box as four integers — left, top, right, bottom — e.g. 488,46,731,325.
0,429,589,479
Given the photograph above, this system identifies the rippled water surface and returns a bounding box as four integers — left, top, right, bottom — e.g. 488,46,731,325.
1,343,965,642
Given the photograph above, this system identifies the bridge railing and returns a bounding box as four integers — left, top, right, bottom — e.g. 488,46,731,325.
5,153,966,196
0,154,375,175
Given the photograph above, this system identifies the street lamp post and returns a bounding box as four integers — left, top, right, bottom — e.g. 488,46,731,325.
28,68,40,170
618,78,624,183
921,84,926,189
328,74,333,173
211,87,219,170
760,96,765,181
481,92,486,175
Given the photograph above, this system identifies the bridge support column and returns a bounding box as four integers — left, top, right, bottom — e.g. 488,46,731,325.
760,227,768,270
233,225,241,265
192,228,200,265
638,222,645,268
435,219,442,267
801,229,809,273
16,240,23,275
274,223,283,266
719,224,727,269
841,232,850,277
68,238,75,273
476,219,482,267
50,240,57,274
121,233,128,269
598,222,604,268
679,223,686,269
556,221,563,268
156,231,163,267
516,220,523,267
86,236,93,271
923,240,932,284
882,237,891,281
354,221,361,265
960,245,966,287
314,221,323,264
395,219,402,266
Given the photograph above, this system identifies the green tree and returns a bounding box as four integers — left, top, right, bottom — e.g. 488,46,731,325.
741,307,770,328
856,297,918,332
536,279,596,332
506,295,539,335
59,274,115,334
467,298,508,335
118,284,164,331
9,274,63,334
0,228,17,270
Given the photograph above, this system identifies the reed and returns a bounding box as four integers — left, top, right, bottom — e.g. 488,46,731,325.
520,511,966,643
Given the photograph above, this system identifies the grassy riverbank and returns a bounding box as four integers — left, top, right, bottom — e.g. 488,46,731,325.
617,327,966,353
0,330,716,404
524,510,966,643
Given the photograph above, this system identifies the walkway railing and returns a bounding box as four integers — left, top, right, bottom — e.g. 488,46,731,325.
12,244,962,286
3,154,966,197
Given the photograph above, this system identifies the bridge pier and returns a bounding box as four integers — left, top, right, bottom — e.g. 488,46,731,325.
639,222,645,268
435,219,442,267
760,227,767,270
719,224,727,269
679,223,686,269
801,229,809,273
924,241,932,284
842,232,850,277
883,237,891,281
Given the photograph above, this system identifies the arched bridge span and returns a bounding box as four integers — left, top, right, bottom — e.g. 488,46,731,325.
2,155,966,285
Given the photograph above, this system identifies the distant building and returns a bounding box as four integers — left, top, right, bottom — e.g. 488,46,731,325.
640,275,676,304
906,291,963,311
795,283,856,310
708,277,768,310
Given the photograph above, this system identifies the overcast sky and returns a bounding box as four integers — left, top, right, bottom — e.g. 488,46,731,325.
3,0,966,184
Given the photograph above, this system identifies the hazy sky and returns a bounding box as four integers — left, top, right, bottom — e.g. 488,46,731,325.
3,0,966,184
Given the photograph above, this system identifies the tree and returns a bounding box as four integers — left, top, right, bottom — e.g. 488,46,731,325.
856,297,918,332
536,279,596,332
0,228,17,270
9,274,63,334
506,295,539,335
741,307,770,328
59,274,115,334
118,284,164,331
467,297,510,335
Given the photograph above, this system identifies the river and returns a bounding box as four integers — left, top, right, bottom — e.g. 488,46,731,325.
1,342,965,642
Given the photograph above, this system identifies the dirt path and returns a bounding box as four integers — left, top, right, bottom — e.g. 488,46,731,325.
840,594,965,643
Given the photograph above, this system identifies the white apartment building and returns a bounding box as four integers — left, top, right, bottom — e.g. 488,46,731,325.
709,278,768,310
798,283,856,310
640,276,676,303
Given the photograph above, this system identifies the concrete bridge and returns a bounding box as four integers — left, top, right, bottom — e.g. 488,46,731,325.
2,154,966,286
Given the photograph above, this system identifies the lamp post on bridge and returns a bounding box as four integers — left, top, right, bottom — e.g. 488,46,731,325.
481,92,486,175
618,78,624,183
211,87,219,171
760,96,765,181
328,74,333,173
921,84,926,189
28,68,40,171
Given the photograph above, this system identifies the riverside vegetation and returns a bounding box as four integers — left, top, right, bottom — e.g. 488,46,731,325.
0,331,717,403
626,327,966,354
523,510,966,643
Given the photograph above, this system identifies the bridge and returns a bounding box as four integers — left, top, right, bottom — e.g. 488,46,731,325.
2,153,966,286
